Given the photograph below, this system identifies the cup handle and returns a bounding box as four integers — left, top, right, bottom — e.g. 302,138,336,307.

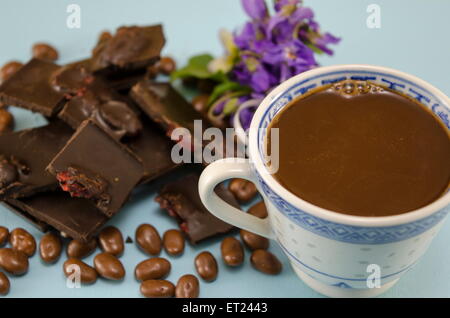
199,158,274,239
233,99,262,146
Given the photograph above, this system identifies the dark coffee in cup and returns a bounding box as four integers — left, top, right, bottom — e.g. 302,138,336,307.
267,80,450,217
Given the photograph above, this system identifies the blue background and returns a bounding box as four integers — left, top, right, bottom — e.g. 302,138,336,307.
0,0,449,298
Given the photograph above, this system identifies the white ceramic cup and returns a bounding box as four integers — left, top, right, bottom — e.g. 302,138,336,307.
198,64,450,297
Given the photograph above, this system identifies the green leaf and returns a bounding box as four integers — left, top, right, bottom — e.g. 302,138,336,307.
170,54,214,81
222,98,239,115
306,43,325,55
208,81,251,105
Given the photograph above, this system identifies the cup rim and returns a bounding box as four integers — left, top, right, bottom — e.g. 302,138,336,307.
249,64,450,228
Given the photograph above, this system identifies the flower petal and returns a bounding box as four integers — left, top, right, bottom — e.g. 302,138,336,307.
241,0,268,20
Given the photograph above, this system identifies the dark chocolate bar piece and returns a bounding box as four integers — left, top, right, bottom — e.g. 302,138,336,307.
0,58,65,116
50,59,94,95
1,201,49,232
98,69,148,93
58,90,142,140
6,192,108,242
155,173,238,243
130,80,240,164
0,121,73,199
126,117,179,184
91,25,165,73
55,61,143,141
130,81,206,134
47,120,144,216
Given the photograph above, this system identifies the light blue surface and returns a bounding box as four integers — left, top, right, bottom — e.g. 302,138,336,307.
0,0,449,298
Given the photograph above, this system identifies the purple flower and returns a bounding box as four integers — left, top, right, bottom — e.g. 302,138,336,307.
314,32,341,55
274,0,300,12
215,0,339,127
241,0,268,20
239,105,256,130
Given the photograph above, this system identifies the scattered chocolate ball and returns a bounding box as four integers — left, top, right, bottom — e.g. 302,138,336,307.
135,257,171,282
250,249,282,275
63,258,98,284
0,108,14,134
140,279,175,298
0,227,8,247
32,43,59,61
240,229,269,251
175,274,199,298
194,251,218,282
66,238,97,259
98,226,124,257
9,228,36,257
39,232,62,264
0,248,29,275
93,252,125,280
248,201,268,219
98,31,112,43
220,237,244,267
135,224,162,256
157,56,176,75
191,94,210,114
0,271,10,296
162,229,185,256
229,178,258,203
0,61,23,83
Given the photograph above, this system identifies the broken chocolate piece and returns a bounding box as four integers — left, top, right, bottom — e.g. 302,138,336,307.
98,100,142,136
6,191,108,242
91,25,165,74
131,81,206,134
0,58,65,116
59,96,142,140
50,59,93,94
155,173,238,244
58,77,142,140
125,116,179,184
1,201,49,232
130,80,240,164
99,70,148,93
47,120,144,216
0,121,73,199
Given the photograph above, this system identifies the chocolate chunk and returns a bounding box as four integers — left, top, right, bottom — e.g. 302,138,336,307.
50,59,93,94
155,173,238,243
0,121,73,199
125,236,133,244
47,120,144,216
0,58,65,116
125,117,178,184
130,81,238,164
58,80,142,140
1,201,49,232
99,100,142,136
98,69,148,93
91,25,165,74
131,81,206,135
7,191,108,242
